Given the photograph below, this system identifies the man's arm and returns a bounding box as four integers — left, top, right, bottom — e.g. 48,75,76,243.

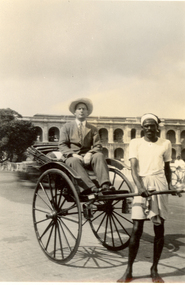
88,126,102,153
164,161,172,189
58,124,76,158
83,127,102,165
130,158,150,197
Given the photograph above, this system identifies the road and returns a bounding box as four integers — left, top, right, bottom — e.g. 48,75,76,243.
0,170,185,283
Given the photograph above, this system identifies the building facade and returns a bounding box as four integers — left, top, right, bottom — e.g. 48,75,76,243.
23,114,185,164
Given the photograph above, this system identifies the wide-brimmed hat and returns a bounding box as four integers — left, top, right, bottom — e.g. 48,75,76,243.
69,98,93,115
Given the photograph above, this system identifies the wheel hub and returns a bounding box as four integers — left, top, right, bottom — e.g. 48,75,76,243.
97,202,113,214
46,210,57,219
106,203,113,215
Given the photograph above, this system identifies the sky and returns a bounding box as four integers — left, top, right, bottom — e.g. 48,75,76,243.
0,0,185,120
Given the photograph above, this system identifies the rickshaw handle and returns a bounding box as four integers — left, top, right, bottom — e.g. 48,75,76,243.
96,189,185,200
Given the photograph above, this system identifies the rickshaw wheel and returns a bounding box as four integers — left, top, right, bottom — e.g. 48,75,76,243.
32,168,82,264
89,167,133,251
171,171,178,187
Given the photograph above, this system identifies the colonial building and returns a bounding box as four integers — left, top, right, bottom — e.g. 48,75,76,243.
23,114,185,164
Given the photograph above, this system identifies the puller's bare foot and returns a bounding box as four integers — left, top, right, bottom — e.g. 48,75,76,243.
151,269,164,283
117,272,133,283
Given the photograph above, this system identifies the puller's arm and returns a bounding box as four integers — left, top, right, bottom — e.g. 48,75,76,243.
130,158,151,198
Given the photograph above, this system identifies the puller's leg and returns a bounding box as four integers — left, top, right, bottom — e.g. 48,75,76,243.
117,220,144,283
151,219,165,283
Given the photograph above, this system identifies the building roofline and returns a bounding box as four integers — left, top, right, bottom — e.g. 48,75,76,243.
21,113,185,124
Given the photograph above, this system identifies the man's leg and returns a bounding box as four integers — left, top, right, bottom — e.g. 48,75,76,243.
65,157,95,190
90,152,110,187
151,219,165,283
117,220,144,282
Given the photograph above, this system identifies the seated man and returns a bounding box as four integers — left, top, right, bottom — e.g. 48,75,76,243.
59,98,111,193
174,155,185,182
174,156,185,170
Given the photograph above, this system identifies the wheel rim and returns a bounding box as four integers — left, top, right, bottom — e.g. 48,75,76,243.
33,169,82,264
171,172,178,186
89,168,133,251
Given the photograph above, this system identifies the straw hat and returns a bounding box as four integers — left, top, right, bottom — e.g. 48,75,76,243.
69,98,93,115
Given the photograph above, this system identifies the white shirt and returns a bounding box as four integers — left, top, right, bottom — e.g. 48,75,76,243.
174,159,185,169
75,119,86,139
75,119,86,128
129,137,172,176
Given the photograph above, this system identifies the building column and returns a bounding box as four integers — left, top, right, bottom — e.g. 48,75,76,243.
124,127,131,143
59,127,63,143
43,125,48,142
108,126,114,143
176,128,182,157
108,144,114,159
123,143,130,165
160,127,166,139
136,128,141,138
176,128,181,144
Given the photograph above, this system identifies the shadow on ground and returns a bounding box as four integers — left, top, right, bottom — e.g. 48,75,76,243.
65,246,127,268
64,232,185,270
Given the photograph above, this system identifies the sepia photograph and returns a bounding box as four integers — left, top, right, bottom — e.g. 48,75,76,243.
0,0,185,283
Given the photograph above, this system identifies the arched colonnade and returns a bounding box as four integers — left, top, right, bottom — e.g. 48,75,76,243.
34,125,185,162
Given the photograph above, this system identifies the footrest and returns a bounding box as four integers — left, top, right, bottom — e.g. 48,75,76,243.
79,193,96,202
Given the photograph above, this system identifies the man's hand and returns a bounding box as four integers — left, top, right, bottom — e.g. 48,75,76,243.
72,153,83,161
169,183,176,191
139,187,151,198
169,183,182,197
83,152,92,165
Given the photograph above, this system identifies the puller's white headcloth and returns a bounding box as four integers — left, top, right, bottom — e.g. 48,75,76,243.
141,113,161,126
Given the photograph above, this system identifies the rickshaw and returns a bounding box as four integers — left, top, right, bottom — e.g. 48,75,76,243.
27,145,182,265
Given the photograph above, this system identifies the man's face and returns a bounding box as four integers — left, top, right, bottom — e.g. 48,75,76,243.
74,103,89,121
142,119,158,140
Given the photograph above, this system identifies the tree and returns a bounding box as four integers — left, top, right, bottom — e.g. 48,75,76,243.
0,108,37,162
0,108,22,122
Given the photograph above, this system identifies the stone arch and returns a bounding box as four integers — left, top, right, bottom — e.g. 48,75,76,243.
35,126,43,142
48,127,60,142
114,148,124,160
166,130,176,144
102,147,109,158
181,130,185,145
131,129,136,140
181,149,185,161
99,128,108,143
114,129,123,143
172,148,176,162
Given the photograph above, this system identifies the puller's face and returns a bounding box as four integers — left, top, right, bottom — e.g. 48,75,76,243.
142,119,158,140
74,103,89,121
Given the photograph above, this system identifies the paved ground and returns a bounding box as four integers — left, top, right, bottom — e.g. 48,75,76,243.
0,171,185,283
